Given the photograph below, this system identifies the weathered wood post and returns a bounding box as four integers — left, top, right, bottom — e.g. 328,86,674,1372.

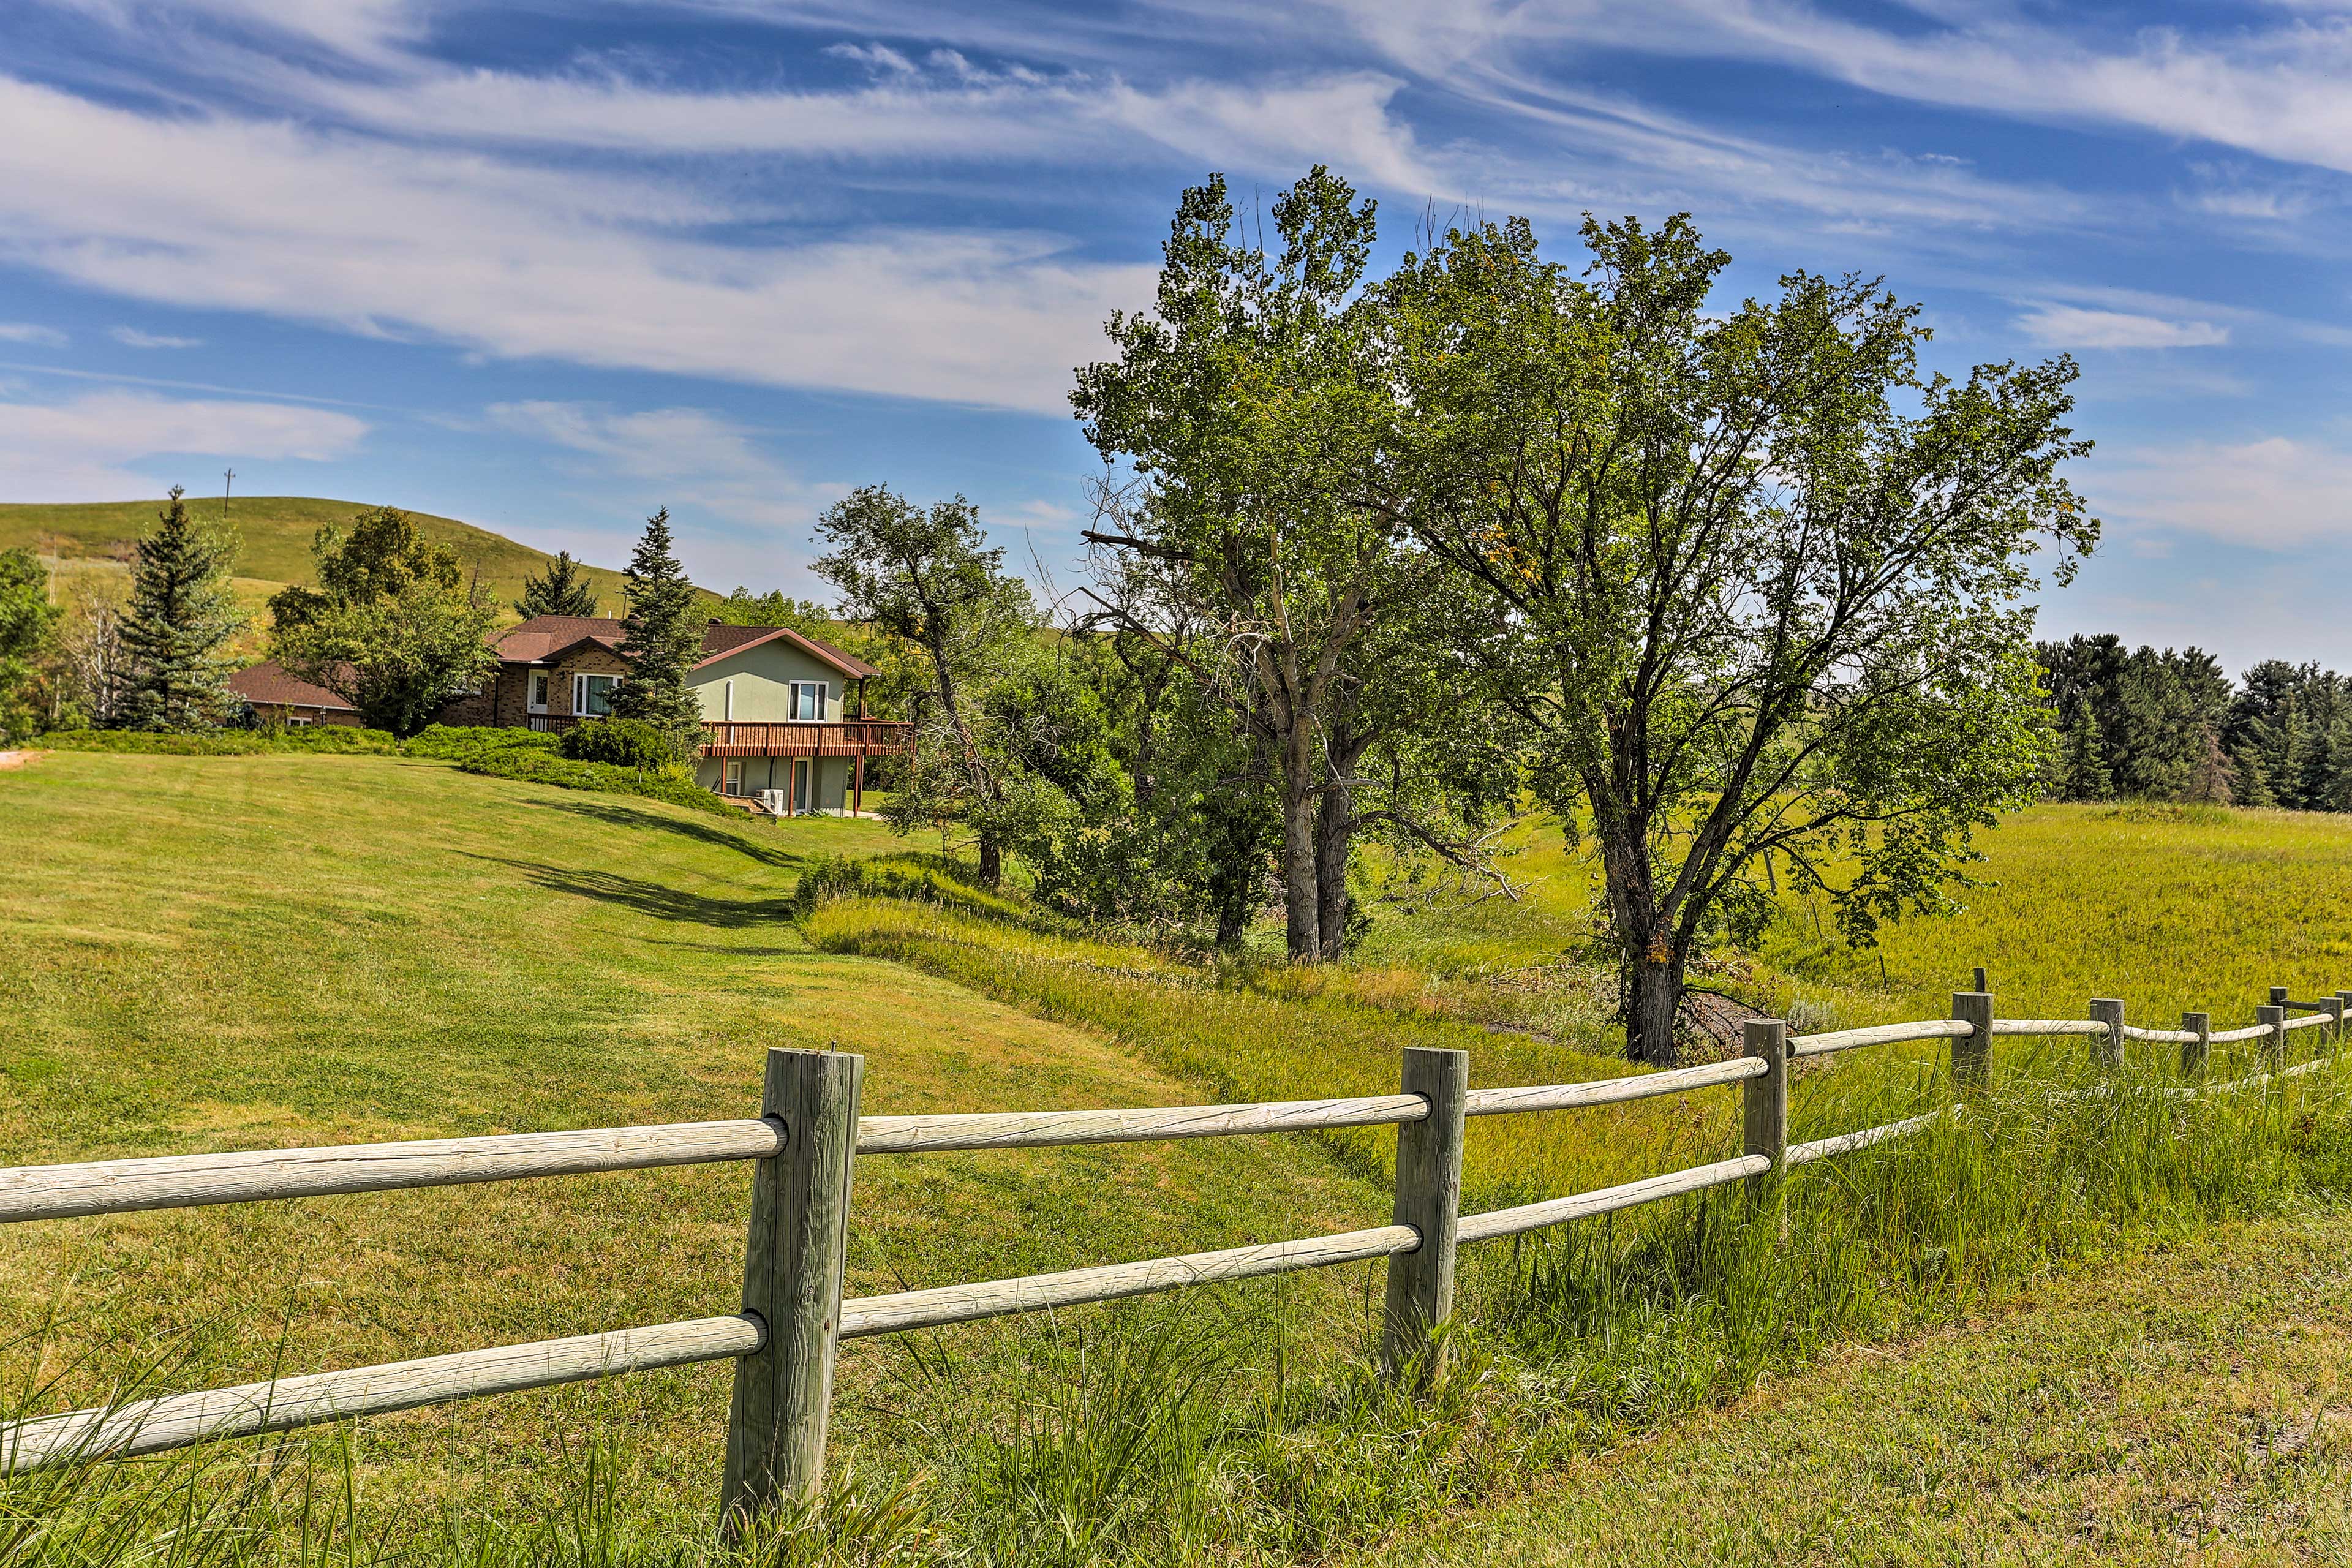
1741,1018,1788,1208
1973,967,1988,995
2181,1011,2210,1077
2325,996,2345,1052
2336,990,2352,1051
722,1047,862,1531
1952,991,1993,1093
2257,1005,2286,1073
2270,986,2290,1008
2089,998,2125,1069
1382,1047,1467,1385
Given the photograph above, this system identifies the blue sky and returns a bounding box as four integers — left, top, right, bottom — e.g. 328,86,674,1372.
4,1,2350,671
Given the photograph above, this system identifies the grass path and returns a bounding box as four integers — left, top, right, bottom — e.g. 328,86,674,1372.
0,751,1390,1533
1360,1210,2352,1566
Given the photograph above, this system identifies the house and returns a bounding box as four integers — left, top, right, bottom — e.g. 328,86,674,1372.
227,663,365,728
434,615,908,815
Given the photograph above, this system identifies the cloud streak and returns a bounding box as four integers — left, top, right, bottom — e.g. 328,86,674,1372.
0,388,366,499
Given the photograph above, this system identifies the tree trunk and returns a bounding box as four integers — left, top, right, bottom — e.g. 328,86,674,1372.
977,832,1001,890
1629,949,1684,1067
1315,779,1354,962
1281,778,1321,961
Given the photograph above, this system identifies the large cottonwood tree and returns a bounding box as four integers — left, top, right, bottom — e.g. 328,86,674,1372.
1390,214,2097,1062
1074,168,1477,960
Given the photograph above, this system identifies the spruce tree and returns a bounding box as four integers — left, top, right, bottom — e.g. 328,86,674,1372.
2180,722,2234,805
2059,709,2112,800
515,551,600,619
609,508,706,750
2231,742,2275,807
118,486,241,731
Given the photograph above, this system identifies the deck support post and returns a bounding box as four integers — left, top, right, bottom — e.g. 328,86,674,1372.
1381,1047,1466,1388
722,1047,862,1534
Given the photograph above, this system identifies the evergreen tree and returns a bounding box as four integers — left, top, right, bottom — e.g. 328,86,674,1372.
2231,741,2275,807
2180,722,2233,805
608,508,706,748
0,547,59,743
118,486,241,731
514,551,600,619
2058,709,2113,800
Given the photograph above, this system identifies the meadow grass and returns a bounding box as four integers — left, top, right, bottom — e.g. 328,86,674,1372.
8,750,2352,1561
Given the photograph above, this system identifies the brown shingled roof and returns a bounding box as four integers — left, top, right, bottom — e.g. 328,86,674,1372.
491,615,879,679
227,662,358,713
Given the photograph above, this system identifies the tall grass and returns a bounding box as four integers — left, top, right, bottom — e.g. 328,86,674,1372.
18,1033,2341,1563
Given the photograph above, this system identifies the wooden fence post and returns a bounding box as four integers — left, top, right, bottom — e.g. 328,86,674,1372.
1972,967,1988,995
1952,992,1993,1092
2269,985,2290,1009
2257,1005,2286,1072
1382,1047,1467,1384
722,1047,863,1532
2181,1011,2210,1077
2326,996,2346,1052
2337,990,2352,1050
1742,1018,1787,1207
2089,998,2124,1069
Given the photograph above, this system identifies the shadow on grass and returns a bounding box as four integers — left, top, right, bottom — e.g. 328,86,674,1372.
518,794,812,871
472,856,799,928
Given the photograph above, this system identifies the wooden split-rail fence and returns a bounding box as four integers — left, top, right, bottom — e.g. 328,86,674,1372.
1,979,2346,1529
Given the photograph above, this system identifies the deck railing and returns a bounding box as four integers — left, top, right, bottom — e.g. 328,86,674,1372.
2,981,2346,1529
519,716,912,757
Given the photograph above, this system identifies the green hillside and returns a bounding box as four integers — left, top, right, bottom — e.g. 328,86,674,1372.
0,496,639,617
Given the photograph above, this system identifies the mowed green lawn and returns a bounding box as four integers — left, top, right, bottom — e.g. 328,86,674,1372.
0,750,1390,1532
9,750,2352,1553
1359,1210,2352,1566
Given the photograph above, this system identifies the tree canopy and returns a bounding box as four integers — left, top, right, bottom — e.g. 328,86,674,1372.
608,508,707,749
1387,212,2097,1060
515,551,600,619
119,488,243,732
272,506,497,736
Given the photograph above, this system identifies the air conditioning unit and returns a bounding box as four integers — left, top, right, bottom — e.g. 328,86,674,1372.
758,788,788,817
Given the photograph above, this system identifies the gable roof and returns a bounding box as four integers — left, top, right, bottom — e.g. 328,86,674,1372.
490,614,878,679
691,624,879,680
227,662,359,713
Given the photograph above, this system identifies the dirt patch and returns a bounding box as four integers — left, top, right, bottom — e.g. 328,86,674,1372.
0,751,38,771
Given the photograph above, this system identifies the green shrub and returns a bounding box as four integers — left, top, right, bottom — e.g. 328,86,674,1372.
559,716,683,770
36,726,399,756
454,744,732,816
790,853,1034,922
400,724,560,763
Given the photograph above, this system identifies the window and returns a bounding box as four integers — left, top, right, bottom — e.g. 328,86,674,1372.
527,671,550,712
790,680,828,722
575,673,617,717
286,715,312,729
723,758,745,796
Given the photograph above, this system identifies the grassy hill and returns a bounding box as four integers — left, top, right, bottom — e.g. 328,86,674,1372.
0,496,640,619
4,750,2352,1559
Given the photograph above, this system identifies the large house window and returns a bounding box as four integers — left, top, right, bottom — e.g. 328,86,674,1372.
790,680,828,722
527,671,550,712
575,673,617,717
723,758,745,795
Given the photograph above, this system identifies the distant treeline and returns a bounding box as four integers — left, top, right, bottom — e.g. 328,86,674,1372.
2038,635,2352,810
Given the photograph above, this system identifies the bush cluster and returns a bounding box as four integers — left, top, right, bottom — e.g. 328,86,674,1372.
36,725,399,756
557,717,684,771
454,745,732,816
399,724,559,763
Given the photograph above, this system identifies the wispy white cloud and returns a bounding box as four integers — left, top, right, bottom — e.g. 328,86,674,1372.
0,75,1152,414
0,388,366,499
2098,436,2352,550
0,322,66,345
2016,306,2229,350
110,325,203,349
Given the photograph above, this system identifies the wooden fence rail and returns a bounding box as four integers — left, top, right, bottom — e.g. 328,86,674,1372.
1,976,2345,1528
